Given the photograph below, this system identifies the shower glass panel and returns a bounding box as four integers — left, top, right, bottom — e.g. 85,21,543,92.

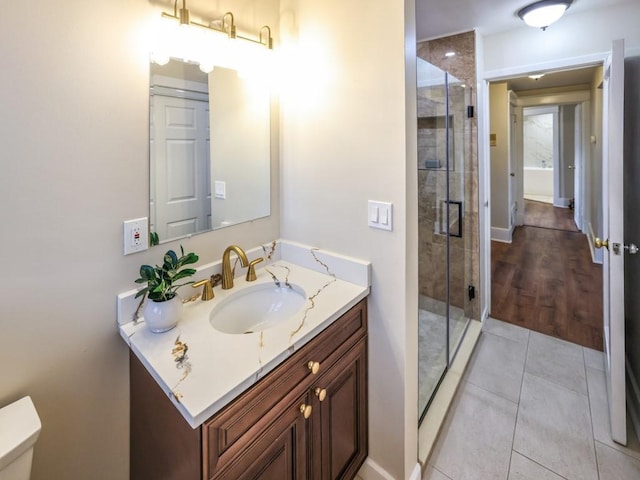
417,58,472,422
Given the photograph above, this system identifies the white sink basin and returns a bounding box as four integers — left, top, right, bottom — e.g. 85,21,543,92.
210,283,307,334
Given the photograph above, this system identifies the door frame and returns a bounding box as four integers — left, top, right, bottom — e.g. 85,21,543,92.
478,53,607,321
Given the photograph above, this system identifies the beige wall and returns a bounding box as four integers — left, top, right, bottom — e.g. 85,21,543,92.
0,1,279,479
278,0,418,477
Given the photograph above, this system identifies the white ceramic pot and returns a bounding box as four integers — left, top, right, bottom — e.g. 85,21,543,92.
143,296,182,333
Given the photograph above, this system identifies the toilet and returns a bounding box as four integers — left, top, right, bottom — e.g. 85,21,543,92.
0,397,41,480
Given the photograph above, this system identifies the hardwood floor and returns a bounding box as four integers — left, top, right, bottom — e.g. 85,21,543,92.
491,226,603,351
524,199,579,232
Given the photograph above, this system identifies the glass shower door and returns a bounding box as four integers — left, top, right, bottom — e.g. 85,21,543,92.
417,58,472,422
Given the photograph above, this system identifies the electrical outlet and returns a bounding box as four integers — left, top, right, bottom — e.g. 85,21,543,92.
124,218,149,255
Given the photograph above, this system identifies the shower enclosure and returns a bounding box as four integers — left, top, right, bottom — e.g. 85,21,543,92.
417,58,475,422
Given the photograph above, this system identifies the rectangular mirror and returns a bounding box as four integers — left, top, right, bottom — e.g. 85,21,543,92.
149,59,271,245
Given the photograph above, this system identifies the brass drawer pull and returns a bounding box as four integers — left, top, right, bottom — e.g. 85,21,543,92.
300,403,312,419
314,388,327,402
307,361,320,375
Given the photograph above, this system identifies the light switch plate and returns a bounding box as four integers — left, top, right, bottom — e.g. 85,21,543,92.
214,181,226,199
368,201,393,231
123,217,149,255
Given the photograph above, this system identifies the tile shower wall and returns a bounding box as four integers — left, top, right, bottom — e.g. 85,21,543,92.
417,31,479,320
524,113,554,168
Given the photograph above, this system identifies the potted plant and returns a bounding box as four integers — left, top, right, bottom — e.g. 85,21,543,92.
135,246,199,333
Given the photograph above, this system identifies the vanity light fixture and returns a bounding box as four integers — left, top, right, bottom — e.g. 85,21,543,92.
517,0,573,31
150,0,273,74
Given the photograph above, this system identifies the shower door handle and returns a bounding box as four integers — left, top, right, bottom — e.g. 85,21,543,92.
510,172,515,177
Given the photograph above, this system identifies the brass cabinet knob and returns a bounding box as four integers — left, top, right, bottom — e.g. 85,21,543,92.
307,361,320,375
595,237,609,250
314,388,327,402
300,403,312,419
192,279,214,301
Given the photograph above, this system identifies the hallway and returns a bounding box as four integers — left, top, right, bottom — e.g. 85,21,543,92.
423,318,640,479
491,225,602,350
523,200,578,232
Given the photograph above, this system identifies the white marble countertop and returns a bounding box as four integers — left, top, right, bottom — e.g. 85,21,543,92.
118,241,370,428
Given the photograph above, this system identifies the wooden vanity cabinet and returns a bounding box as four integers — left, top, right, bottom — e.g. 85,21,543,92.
310,338,367,480
130,299,368,480
207,390,311,480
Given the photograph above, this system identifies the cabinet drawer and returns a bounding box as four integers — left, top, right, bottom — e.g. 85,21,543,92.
203,299,367,477
208,391,310,480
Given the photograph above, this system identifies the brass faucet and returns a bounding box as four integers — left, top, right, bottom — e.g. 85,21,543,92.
221,245,250,289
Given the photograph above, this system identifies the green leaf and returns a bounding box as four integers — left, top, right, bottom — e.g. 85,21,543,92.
134,287,149,298
164,250,178,268
150,232,159,246
139,265,156,280
181,252,199,266
173,269,197,281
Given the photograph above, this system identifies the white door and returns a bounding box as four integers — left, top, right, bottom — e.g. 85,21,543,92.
600,39,626,445
152,95,210,243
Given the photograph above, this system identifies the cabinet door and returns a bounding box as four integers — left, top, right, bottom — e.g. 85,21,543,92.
211,393,310,480
312,339,368,480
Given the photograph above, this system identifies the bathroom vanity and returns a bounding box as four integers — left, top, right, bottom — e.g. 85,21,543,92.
130,299,367,479
119,241,371,480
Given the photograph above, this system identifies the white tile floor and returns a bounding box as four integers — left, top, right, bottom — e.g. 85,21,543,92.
424,318,640,480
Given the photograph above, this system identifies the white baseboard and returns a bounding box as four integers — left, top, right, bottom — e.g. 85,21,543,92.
491,225,513,243
554,197,571,208
626,358,640,445
358,458,395,480
357,459,421,480
588,222,603,264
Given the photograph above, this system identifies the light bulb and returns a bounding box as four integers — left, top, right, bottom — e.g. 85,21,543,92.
522,4,568,29
199,62,214,73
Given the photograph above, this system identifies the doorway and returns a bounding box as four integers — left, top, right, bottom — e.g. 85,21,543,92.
486,66,603,349
522,106,558,205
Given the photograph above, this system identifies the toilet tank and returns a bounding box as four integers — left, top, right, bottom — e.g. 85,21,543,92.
0,397,41,480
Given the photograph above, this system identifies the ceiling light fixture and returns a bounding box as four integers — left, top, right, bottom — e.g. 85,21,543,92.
517,0,573,31
528,74,545,80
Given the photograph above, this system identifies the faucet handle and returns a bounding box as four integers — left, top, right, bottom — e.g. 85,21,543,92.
192,278,214,301
246,257,264,282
